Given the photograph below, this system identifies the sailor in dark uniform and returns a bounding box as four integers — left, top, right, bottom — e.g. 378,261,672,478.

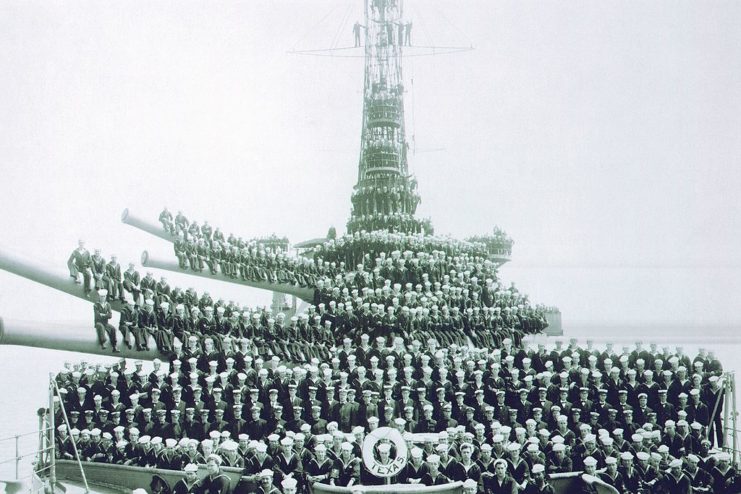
220,440,244,468
659,458,692,494
482,458,516,494
256,470,281,494
280,477,298,494
332,442,360,487
94,290,118,352
123,263,141,304
522,463,554,494
579,456,599,494
137,299,157,351
598,456,624,492
684,453,713,492
711,452,737,494
420,454,450,486
199,454,231,494
402,447,427,483
68,240,93,294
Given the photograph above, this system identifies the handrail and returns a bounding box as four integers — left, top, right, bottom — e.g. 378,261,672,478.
0,429,52,443
0,447,54,465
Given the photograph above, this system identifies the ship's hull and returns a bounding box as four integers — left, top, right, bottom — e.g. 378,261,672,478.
52,460,618,494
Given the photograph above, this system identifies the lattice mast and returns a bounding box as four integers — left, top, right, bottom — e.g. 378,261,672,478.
348,0,426,235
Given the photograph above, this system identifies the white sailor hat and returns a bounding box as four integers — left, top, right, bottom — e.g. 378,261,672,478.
583,456,597,467
222,441,238,452
377,444,392,455
281,478,297,490
184,463,198,473
605,457,617,465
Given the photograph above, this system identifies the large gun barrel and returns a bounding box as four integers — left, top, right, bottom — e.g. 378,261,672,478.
0,317,163,360
140,250,314,302
121,208,172,242
0,249,123,311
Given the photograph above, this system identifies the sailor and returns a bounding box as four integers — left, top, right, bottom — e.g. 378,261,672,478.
332,442,360,487
123,263,141,304
660,458,691,494
684,453,713,491
137,299,157,351
199,454,231,494
353,22,364,48
68,240,93,294
523,464,555,494
274,436,301,487
118,299,138,350
244,442,274,481
219,440,243,468
482,458,515,494
280,477,298,494
579,456,599,494
305,443,332,486
94,289,118,352
257,470,280,494
421,454,450,486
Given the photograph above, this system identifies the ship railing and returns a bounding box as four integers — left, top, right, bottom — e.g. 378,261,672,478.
0,427,52,480
48,374,90,493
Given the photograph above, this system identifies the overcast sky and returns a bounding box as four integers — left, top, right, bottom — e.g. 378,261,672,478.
1,1,740,332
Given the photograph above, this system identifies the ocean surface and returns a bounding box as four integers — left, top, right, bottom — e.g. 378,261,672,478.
0,325,738,481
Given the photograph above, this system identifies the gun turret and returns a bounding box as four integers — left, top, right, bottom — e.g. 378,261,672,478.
121,208,172,242
140,250,314,302
0,249,124,311
0,317,163,360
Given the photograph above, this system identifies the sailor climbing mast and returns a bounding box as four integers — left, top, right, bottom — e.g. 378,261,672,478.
350,0,425,235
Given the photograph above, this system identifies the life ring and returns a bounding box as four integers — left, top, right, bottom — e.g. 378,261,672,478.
361,427,408,478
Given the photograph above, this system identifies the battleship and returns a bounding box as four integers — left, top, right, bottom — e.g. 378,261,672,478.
0,2,738,494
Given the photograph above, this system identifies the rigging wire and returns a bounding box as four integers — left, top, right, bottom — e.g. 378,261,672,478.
430,2,475,49
288,45,472,57
289,3,342,53
330,4,353,51
410,2,435,53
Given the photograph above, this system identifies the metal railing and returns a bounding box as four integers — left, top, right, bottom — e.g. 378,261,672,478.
0,427,52,480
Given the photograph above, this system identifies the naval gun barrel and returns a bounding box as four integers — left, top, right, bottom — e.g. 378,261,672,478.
140,250,315,303
121,208,172,242
0,249,123,311
0,317,163,360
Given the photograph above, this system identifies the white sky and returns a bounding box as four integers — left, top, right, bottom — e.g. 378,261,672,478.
1,1,740,331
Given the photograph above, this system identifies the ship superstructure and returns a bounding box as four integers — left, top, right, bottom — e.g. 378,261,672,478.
348,0,425,235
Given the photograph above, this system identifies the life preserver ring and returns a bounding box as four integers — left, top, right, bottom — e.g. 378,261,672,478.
361,427,408,478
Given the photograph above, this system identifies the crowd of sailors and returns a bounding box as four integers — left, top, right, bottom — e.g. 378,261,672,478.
61,215,738,492
52,333,738,493
70,231,548,356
